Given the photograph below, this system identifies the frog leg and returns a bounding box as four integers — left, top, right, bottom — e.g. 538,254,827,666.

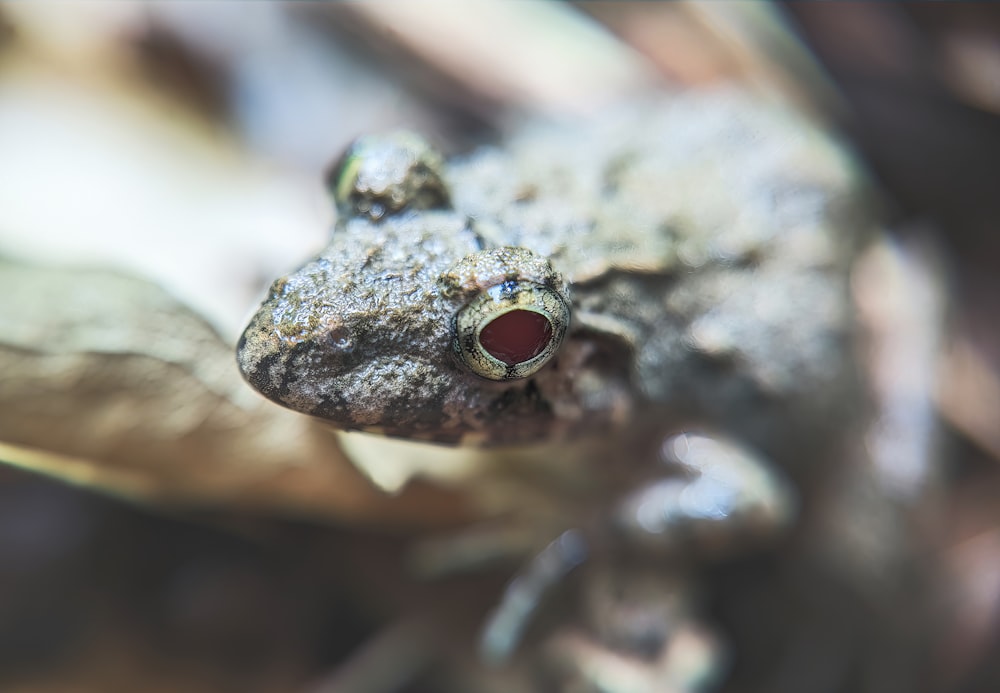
544,619,724,693
613,432,797,555
476,537,727,693
478,530,589,664
540,562,726,693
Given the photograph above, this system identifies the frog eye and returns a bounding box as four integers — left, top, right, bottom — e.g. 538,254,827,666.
454,280,570,380
327,131,449,221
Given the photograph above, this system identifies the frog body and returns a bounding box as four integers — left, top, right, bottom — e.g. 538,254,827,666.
237,90,931,693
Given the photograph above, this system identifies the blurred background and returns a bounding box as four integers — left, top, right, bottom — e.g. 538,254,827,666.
1,2,999,691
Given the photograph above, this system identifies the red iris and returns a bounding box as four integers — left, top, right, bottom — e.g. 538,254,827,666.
479,310,553,366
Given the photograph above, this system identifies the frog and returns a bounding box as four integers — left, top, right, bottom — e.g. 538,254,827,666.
237,89,937,693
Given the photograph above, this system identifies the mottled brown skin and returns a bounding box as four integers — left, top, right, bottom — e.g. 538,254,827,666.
238,89,869,457
236,91,938,693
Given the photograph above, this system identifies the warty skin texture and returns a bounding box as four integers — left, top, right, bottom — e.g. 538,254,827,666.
234,90,943,693
237,90,869,454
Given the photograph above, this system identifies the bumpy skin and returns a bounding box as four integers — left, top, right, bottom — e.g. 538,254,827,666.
237,91,934,693
238,90,869,455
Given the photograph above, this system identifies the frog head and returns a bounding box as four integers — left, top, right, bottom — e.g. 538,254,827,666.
237,133,631,445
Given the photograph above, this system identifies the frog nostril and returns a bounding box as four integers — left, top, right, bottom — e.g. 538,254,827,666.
326,325,354,352
454,280,569,381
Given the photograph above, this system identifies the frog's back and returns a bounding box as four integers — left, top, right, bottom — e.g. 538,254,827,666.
449,91,872,451
449,90,867,282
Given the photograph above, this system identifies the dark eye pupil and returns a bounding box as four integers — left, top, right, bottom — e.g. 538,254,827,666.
478,310,553,366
